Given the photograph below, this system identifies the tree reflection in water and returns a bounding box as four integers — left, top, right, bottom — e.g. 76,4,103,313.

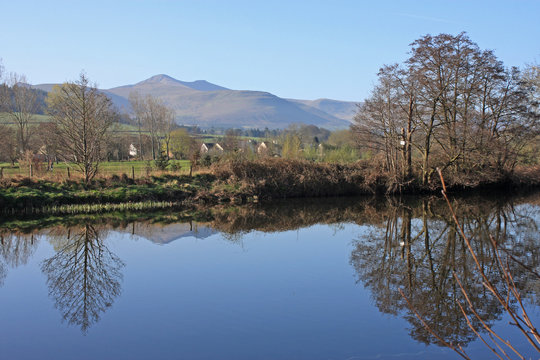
41,224,124,333
350,196,540,352
0,231,40,287
203,194,540,353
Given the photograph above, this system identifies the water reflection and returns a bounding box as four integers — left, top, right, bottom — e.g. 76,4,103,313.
41,224,124,333
203,194,540,350
0,231,40,286
1,192,539,350
349,196,540,348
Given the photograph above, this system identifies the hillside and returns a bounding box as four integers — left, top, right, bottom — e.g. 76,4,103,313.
288,98,358,122
34,75,358,129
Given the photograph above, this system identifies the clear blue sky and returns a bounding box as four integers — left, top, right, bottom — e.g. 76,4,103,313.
1,0,539,101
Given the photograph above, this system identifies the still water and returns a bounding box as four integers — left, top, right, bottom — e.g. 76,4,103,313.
1,193,539,359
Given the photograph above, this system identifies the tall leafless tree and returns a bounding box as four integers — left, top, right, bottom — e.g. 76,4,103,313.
0,125,18,165
129,92,175,160
46,72,116,183
1,73,40,153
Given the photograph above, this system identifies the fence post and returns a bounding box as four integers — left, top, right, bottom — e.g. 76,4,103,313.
30,164,33,177
67,167,71,179
0,167,3,179
132,166,135,180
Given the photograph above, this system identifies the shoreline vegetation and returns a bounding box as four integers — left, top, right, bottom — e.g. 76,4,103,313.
1,158,540,217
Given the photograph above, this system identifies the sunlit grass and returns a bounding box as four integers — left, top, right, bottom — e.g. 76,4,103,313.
0,160,192,179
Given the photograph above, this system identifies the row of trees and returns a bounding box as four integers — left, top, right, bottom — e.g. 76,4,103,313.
352,33,539,185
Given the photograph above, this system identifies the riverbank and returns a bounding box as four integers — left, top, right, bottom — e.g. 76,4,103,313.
1,158,539,215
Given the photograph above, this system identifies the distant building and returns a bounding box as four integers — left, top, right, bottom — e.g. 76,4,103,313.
201,143,224,154
129,144,138,158
257,141,268,155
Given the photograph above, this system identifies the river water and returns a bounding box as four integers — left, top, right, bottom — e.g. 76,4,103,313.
1,192,539,359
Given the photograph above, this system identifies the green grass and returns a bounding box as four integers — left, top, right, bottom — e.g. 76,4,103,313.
0,160,192,179
0,112,52,125
0,172,217,214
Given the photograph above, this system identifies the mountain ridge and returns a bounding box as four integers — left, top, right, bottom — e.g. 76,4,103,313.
34,74,358,129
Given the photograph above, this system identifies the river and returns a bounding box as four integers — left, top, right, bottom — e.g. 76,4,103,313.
1,192,539,359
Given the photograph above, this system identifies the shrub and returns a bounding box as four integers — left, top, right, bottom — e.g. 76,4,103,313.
210,158,371,198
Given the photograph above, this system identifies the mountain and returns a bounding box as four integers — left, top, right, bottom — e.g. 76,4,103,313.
140,74,229,91
106,74,228,99
106,75,353,129
288,98,358,122
34,75,358,129
32,83,57,92
125,222,217,245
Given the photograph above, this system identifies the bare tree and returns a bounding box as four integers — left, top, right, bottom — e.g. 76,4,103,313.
159,105,175,160
36,122,60,169
0,125,18,165
46,72,116,183
188,139,201,177
0,73,40,153
522,62,540,111
129,92,175,160
128,92,145,160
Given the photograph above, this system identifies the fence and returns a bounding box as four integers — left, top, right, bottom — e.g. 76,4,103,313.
0,160,192,181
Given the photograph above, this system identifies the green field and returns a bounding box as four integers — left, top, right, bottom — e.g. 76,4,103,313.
0,112,52,125
0,160,191,179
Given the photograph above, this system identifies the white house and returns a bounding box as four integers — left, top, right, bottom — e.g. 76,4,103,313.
200,143,224,154
129,144,138,157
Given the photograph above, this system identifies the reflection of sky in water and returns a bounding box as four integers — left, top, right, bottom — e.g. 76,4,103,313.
0,195,539,360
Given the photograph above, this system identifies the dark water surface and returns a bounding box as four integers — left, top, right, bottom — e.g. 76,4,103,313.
1,192,540,359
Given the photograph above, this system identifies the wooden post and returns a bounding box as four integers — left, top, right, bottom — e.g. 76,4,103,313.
0,167,3,179
67,167,71,179
132,166,135,180
30,164,33,177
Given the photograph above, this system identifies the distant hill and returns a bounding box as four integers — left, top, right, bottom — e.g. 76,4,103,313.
34,75,358,129
122,222,217,244
288,98,358,122
31,83,57,93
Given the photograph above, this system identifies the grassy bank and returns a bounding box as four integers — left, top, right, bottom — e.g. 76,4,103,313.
0,174,214,215
1,158,540,215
